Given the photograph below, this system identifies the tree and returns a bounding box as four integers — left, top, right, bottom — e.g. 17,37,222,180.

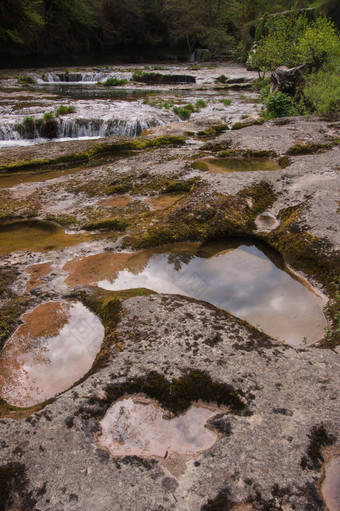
250,13,339,74
297,16,340,70
251,13,309,73
42,0,98,51
164,0,234,56
0,0,44,47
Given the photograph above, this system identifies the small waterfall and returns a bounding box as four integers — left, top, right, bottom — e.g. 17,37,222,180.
0,117,164,143
41,72,131,84
56,118,162,138
0,125,22,141
191,49,210,63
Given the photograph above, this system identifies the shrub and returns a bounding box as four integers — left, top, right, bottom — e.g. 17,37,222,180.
23,116,35,130
56,105,76,116
303,71,340,120
259,83,271,102
265,92,296,118
297,17,340,71
252,77,270,91
103,77,128,87
250,14,340,75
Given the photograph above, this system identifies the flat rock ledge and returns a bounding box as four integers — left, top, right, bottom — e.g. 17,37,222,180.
1,294,339,511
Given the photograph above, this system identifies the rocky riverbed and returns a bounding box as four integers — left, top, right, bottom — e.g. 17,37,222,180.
0,63,339,511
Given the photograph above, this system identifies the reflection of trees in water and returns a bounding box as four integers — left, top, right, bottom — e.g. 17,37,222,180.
167,253,195,272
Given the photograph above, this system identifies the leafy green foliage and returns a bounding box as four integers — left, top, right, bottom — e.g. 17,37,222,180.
303,71,340,119
251,13,309,72
1,0,337,59
297,17,340,70
252,76,270,91
265,91,296,117
251,14,340,73
259,83,271,102
0,0,44,46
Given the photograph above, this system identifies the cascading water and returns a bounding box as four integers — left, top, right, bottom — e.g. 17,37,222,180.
0,100,175,147
57,117,162,138
38,72,131,84
0,118,164,143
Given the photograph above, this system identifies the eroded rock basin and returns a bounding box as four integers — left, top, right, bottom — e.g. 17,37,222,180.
0,220,105,254
98,396,220,459
64,240,326,346
322,456,340,511
0,300,104,407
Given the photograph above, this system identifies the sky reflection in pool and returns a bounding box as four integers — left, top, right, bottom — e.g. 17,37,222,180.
98,397,219,459
97,240,326,346
0,301,104,407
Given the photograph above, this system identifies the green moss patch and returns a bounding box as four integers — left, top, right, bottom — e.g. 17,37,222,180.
197,124,229,139
162,178,197,194
0,135,186,173
0,267,31,351
82,216,130,232
232,119,264,130
125,181,276,249
286,141,335,155
106,183,131,195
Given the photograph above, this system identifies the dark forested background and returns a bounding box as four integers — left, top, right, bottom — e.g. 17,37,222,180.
0,0,339,63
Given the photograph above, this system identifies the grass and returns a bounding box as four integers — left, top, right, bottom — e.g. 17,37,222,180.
219,99,232,106
82,216,130,232
173,101,206,120
56,105,76,116
43,112,54,120
216,74,228,83
196,99,206,108
173,105,192,120
103,77,128,87
16,75,36,85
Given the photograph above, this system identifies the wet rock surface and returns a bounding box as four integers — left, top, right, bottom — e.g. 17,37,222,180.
0,294,339,510
0,64,339,510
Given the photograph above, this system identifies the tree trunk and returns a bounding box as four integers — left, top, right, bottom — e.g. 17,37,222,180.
270,64,312,97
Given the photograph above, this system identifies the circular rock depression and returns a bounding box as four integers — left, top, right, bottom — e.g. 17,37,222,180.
0,300,104,407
